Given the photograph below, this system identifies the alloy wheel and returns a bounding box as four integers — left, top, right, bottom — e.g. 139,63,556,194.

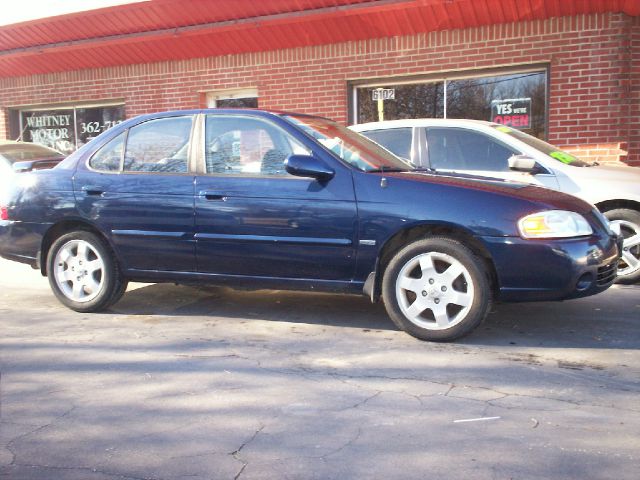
53,239,105,303
395,252,475,330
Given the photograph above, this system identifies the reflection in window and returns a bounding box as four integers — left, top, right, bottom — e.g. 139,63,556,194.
124,117,192,173
446,72,546,139
355,69,547,140
89,132,125,172
76,105,125,148
357,83,444,124
205,116,309,176
426,128,516,171
19,104,125,155
215,97,259,108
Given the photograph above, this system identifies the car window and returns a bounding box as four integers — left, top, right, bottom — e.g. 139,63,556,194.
426,128,516,172
89,132,125,172
360,128,412,160
123,116,192,173
491,125,590,167
205,115,309,176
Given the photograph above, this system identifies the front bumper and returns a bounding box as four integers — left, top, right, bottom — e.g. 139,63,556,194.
482,232,621,302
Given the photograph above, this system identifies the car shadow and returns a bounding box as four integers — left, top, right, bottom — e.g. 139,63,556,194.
110,283,640,350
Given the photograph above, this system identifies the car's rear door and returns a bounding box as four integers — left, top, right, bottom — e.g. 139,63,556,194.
194,113,357,281
74,115,196,272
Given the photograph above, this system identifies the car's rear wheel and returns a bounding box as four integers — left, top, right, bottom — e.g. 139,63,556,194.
47,231,126,312
604,208,640,284
382,237,491,342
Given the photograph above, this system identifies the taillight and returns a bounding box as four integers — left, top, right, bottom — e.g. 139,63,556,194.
0,206,8,220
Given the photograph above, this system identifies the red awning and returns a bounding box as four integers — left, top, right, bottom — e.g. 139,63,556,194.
0,0,638,78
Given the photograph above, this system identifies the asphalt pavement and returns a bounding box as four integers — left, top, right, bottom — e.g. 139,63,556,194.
1,258,639,479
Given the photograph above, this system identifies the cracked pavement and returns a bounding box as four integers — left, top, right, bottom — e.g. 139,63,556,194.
1,258,639,479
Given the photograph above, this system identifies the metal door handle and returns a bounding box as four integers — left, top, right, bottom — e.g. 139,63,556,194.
82,185,105,195
199,191,227,201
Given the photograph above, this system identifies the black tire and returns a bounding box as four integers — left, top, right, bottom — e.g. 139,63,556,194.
47,231,125,312
381,237,492,342
603,208,640,284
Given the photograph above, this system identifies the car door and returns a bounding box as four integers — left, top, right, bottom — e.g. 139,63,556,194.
74,115,196,272
423,127,560,189
194,113,357,280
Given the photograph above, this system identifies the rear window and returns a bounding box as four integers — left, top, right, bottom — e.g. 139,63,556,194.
0,143,64,164
360,128,412,160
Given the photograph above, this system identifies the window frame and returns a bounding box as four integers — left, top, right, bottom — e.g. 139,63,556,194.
205,88,259,109
15,100,125,154
86,114,196,176
87,130,127,173
348,64,550,140
422,126,519,172
199,114,311,179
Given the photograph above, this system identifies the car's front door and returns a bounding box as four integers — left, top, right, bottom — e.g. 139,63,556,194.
423,127,560,190
194,114,357,280
74,115,196,272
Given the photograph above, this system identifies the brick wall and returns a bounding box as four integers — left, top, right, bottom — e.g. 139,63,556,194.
629,16,640,165
0,11,638,166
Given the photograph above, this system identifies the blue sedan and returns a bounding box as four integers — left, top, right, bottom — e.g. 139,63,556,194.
0,110,622,341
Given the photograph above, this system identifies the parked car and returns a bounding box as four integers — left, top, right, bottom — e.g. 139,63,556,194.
351,119,640,283
0,140,65,173
0,110,622,341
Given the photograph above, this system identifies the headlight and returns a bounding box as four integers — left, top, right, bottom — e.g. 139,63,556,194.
518,210,592,239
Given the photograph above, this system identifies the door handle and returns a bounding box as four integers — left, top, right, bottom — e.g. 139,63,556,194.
82,185,105,195
199,191,227,201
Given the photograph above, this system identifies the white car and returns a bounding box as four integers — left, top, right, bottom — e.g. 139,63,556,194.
351,119,640,283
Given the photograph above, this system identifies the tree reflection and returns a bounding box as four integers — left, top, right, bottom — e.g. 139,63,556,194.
356,71,546,139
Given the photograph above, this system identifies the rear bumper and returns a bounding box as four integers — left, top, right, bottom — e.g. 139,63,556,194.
482,233,621,302
0,220,45,269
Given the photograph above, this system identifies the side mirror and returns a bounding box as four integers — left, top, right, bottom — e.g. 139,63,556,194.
508,154,541,174
285,155,334,181
12,161,33,173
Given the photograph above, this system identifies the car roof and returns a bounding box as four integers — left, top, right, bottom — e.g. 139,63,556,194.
350,118,497,131
129,108,332,123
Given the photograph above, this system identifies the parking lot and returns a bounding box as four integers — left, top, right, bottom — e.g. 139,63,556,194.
1,257,639,479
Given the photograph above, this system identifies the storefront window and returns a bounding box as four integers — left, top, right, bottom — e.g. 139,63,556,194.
357,83,444,124
76,105,125,148
18,103,125,155
354,68,547,139
446,72,546,138
207,88,258,109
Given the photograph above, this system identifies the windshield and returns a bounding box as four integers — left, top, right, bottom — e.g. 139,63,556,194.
491,125,590,167
284,115,414,172
0,143,65,164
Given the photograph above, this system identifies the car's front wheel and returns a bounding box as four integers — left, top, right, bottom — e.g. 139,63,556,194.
47,231,126,312
382,237,491,342
604,208,640,284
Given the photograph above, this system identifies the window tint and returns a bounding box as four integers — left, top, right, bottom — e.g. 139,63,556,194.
426,128,516,172
361,128,412,160
89,132,125,172
123,117,192,173
205,116,309,176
